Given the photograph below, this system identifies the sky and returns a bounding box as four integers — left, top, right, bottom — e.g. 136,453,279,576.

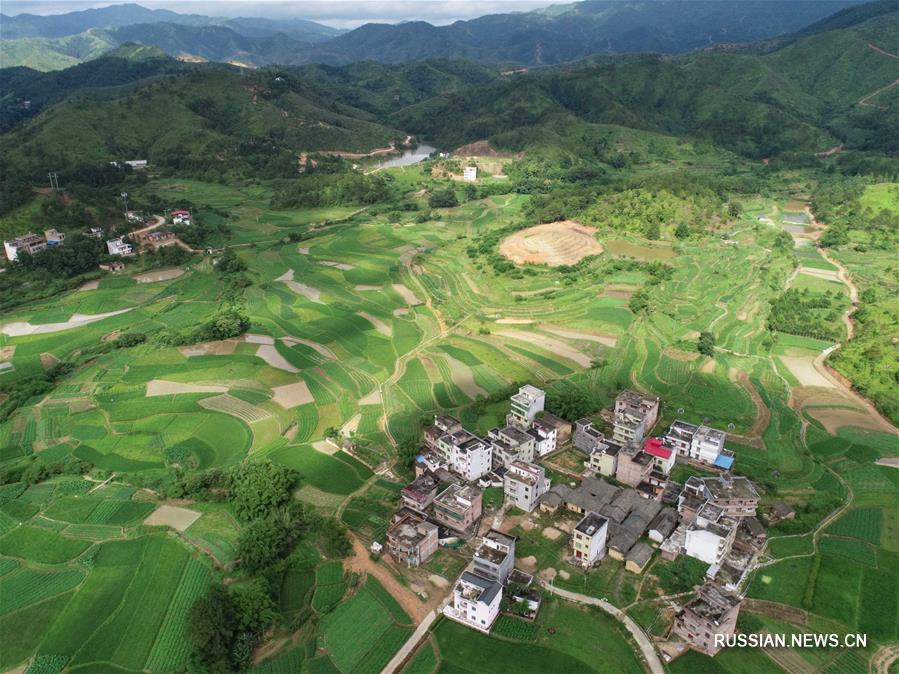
2,0,564,27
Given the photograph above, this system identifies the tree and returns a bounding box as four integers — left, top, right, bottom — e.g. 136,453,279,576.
228,461,297,521
237,516,291,573
187,585,240,673
675,222,690,240
698,331,716,357
727,202,743,218
645,222,661,240
428,188,458,208
547,388,593,422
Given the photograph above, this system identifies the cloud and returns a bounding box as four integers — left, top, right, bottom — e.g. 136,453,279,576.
3,0,566,27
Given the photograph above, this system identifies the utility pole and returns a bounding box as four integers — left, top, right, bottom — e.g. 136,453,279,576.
47,172,59,191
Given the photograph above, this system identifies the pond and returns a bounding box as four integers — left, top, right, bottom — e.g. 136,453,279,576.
377,144,437,168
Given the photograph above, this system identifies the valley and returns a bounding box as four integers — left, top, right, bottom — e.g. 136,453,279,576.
0,2,897,674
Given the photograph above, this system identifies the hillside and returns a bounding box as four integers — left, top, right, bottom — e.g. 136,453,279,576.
296,0,864,65
0,66,405,174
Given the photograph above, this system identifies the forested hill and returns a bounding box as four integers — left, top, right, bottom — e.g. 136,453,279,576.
297,0,864,65
1,6,896,179
1,0,866,71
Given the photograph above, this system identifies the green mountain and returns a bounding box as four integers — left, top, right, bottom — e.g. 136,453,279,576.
1,4,895,176
297,0,865,66
0,29,118,70
0,3,342,41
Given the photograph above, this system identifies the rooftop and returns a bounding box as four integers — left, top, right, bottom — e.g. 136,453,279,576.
626,541,653,566
458,571,502,604
704,474,760,502
387,514,438,547
434,483,481,511
575,512,608,537
667,420,698,440
684,583,741,620
643,437,672,459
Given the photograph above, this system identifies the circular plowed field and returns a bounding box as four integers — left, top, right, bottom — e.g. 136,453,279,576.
499,221,603,266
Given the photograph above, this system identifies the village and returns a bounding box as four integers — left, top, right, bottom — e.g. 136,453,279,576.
375,384,774,663
3,205,196,267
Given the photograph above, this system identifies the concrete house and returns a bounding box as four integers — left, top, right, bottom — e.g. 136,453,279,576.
507,384,545,429
684,504,738,564
4,233,47,261
615,445,654,488
587,439,623,477
463,166,478,182
106,238,134,256
702,473,760,517
529,417,558,456
437,428,492,480
387,513,438,567
665,420,734,469
44,229,65,246
489,425,536,468
473,530,517,584
571,512,608,568
612,390,660,445
401,473,440,513
432,484,482,532
504,460,549,513
444,571,502,633
573,418,606,454
642,437,675,475
424,415,463,451
538,413,572,445
673,583,742,655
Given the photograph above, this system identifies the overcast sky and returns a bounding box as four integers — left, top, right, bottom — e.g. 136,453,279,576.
3,0,565,27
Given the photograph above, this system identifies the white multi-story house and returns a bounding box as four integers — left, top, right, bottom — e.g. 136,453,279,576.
450,434,492,481
529,417,557,456
444,571,502,633
506,385,545,429
684,504,737,564
463,166,478,182
571,512,608,568
472,530,516,584
106,238,134,256
664,420,734,469
4,233,47,261
488,425,536,468
503,460,550,513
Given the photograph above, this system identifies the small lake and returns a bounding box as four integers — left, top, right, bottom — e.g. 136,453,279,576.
377,144,437,168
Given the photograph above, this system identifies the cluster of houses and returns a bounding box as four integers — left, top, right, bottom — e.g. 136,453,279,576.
379,385,762,654
3,229,65,261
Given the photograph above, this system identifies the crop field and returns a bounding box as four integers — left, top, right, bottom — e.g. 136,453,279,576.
320,577,413,673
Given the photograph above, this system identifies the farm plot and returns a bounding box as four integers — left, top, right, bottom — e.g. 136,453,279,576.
312,561,346,613
320,577,413,673
0,567,85,615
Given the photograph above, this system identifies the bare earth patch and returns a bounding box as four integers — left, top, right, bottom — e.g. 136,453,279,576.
355,285,382,291
357,311,392,337
499,221,603,267
496,318,534,325
0,346,15,360
275,269,324,304
876,458,899,468
39,353,60,370
341,413,362,436
1,309,133,336
781,356,834,388
133,267,184,283
558,569,571,580
78,280,99,292
179,339,237,357
271,381,314,408
320,260,354,270
359,388,381,405
297,247,310,254
542,526,563,540
312,440,341,456
280,336,335,359
244,334,275,345
497,330,592,368
429,574,450,588
442,353,488,400
146,380,228,397
255,344,299,373
662,346,700,361
700,359,718,374
542,325,618,347
392,283,422,306
144,504,201,532
798,267,840,282
518,555,538,572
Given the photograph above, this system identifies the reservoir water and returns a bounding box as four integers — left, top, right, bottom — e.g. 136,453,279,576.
377,144,437,168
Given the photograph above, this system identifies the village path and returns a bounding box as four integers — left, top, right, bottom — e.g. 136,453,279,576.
130,214,165,236
539,582,665,674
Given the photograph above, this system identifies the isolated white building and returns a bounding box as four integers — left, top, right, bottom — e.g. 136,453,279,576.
444,571,502,633
503,460,550,513
463,166,478,182
106,238,134,256
529,417,558,456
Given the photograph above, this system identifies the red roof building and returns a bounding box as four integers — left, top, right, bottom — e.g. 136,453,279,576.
643,437,675,475
172,210,191,216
